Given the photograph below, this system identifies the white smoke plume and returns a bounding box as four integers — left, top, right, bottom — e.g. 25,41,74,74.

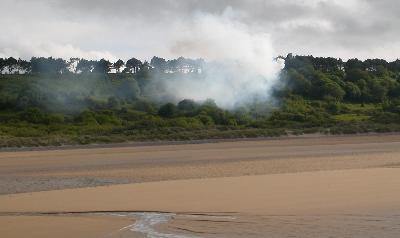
163,9,283,109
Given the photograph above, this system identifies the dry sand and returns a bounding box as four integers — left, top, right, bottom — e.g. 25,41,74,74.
1,168,400,214
1,134,400,237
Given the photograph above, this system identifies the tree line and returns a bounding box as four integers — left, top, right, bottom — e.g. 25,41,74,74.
281,54,400,103
0,56,204,74
1,53,400,147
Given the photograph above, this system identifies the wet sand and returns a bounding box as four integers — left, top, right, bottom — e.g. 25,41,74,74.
1,168,400,237
1,134,400,237
2,134,400,194
0,215,136,238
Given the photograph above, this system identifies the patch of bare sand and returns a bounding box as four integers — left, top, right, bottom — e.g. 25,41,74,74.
36,151,400,181
1,168,400,237
2,134,400,194
1,168,400,215
0,168,400,238
162,213,400,237
2,135,400,237
0,215,138,238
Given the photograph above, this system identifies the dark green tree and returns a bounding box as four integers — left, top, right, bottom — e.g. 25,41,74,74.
158,103,177,118
125,58,142,73
113,59,124,73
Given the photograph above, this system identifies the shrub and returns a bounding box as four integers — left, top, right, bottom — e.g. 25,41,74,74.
158,103,177,118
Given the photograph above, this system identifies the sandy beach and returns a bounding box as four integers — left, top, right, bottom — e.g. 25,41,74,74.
0,215,136,238
1,134,400,237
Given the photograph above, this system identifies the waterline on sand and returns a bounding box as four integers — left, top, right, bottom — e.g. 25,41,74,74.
116,212,199,238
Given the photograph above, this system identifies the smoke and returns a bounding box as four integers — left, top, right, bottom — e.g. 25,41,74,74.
0,41,117,61
159,8,283,109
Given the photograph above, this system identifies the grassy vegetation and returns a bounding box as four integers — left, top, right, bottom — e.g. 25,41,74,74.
1,55,400,148
333,114,370,122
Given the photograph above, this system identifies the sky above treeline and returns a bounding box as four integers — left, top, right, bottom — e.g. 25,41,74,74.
1,0,399,61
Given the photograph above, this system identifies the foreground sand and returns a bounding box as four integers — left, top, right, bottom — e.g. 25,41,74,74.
1,134,400,237
0,215,136,238
1,168,400,237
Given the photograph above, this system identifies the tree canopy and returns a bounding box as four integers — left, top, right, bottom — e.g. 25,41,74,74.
1,54,400,147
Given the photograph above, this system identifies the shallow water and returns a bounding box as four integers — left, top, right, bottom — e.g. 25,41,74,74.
114,212,201,238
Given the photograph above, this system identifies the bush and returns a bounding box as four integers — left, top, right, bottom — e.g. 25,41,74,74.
19,108,48,124
75,110,99,125
158,103,177,118
371,112,400,124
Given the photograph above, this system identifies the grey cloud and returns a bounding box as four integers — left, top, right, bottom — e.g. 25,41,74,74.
2,0,400,60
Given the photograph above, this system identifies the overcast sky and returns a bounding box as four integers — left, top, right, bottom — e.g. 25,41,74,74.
1,0,399,61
